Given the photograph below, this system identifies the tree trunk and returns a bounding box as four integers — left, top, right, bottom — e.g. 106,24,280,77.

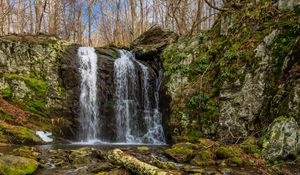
78,0,83,44
107,149,169,175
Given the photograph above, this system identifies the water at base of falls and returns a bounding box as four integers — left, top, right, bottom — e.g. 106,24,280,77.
114,50,165,144
78,47,100,143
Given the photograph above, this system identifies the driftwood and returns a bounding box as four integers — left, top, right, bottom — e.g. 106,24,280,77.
107,149,173,175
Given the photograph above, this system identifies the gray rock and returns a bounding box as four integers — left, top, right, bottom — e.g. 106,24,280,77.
218,30,279,141
278,0,300,10
262,117,300,160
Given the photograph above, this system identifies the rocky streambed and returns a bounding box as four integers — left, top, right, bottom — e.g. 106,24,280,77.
0,139,299,175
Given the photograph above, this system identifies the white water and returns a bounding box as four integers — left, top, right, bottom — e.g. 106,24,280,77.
114,50,139,143
114,50,165,144
36,131,53,142
78,47,100,142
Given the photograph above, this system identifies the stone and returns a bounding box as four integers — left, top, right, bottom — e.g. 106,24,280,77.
137,146,150,153
218,30,279,142
12,146,40,160
190,150,215,166
164,142,197,163
89,162,115,173
69,147,98,166
0,155,39,175
262,117,300,160
130,26,178,60
278,0,300,10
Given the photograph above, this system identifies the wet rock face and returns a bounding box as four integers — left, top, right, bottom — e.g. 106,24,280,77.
262,117,300,160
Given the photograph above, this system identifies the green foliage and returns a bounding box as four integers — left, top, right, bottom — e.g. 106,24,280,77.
1,87,13,99
187,93,209,108
26,100,49,117
0,111,13,122
270,13,299,79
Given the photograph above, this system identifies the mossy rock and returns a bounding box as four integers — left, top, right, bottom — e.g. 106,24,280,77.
69,147,98,167
12,146,40,160
198,138,215,148
0,124,43,144
190,150,215,166
216,146,242,159
262,116,300,160
137,146,150,153
4,74,48,96
226,157,244,167
164,142,197,163
0,155,39,175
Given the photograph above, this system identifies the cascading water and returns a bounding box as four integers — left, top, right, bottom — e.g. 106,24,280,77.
114,50,165,144
114,50,138,143
78,47,99,142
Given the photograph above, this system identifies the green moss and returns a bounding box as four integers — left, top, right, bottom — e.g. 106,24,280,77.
0,155,39,175
0,111,13,122
25,100,49,117
4,74,47,96
0,124,42,144
190,150,214,166
216,146,241,159
227,157,244,166
164,142,196,163
12,146,40,160
0,131,8,142
1,87,13,99
240,137,261,155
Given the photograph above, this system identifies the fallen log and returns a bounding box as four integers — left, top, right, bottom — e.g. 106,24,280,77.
107,149,173,175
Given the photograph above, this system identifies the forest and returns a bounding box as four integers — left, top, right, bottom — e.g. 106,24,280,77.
0,0,218,46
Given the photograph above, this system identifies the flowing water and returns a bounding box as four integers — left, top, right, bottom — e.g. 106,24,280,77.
78,47,99,142
114,50,165,144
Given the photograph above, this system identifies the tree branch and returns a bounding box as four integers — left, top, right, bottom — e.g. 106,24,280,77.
204,0,227,11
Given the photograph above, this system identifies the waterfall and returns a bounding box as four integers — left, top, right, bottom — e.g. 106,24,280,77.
114,50,165,144
78,47,99,142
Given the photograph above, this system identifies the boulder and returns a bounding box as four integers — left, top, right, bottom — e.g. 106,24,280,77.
0,155,39,175
278,0,300,10
12,146,40,160
164,142,197,163
130,26,178,60
262,117,300,160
